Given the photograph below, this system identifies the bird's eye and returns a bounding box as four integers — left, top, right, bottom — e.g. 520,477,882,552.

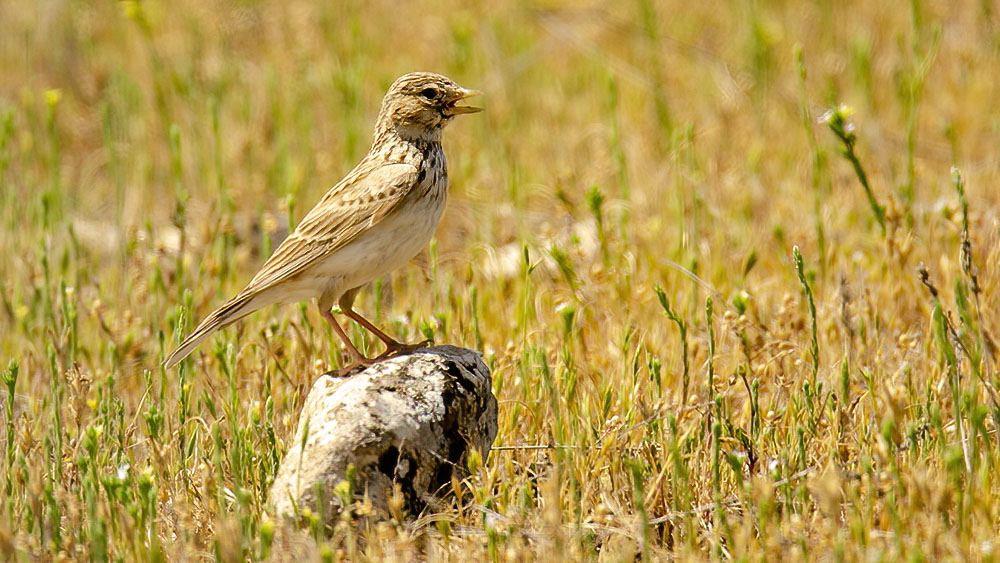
419,87,439,100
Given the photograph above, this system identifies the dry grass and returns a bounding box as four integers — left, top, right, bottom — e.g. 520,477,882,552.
2,0,1000,560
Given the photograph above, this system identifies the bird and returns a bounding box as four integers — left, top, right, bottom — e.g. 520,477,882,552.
164,72,482,369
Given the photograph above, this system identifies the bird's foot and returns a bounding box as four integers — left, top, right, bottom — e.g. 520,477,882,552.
324,340,432,376
375,338,433,361
326,355,376,377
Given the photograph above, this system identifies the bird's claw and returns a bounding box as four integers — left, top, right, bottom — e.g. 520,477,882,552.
375,339,433,361
327,340,432,376
326,356,374,377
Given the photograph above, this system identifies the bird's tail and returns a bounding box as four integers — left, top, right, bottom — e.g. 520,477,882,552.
164,292,260,368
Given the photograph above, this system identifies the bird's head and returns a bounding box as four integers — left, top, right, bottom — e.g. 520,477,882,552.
377,72,482,141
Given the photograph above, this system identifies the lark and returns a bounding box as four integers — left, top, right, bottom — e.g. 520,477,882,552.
164,72,482,369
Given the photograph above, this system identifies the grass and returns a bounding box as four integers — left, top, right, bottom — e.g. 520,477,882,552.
1,0,999,560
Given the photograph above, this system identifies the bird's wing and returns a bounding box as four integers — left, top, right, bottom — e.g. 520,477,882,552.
240,161,421,295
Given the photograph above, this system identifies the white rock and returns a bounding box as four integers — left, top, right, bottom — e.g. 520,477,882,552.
269,345,497,520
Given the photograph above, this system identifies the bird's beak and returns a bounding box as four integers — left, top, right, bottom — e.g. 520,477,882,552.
446,88,483,115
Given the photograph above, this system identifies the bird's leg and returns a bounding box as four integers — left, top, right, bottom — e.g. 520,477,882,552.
320,307,374,367
342,307,402,347
338,293,432,359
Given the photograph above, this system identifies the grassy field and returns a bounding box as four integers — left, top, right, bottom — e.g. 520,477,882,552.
2,0,1000,560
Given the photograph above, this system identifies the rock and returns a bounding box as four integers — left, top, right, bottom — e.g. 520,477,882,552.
269,345,497,521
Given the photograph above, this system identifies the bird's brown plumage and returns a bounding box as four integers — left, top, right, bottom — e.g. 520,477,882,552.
164,72,481,368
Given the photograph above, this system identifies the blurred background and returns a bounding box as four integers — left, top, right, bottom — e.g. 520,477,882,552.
3,0,999,279
4,1,998,273
2,0,999,559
